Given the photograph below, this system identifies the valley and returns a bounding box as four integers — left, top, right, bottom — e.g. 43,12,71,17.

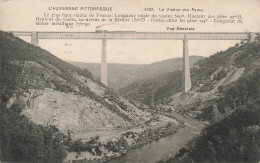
0,31,186,162
1,30,259,163
71,56,203,90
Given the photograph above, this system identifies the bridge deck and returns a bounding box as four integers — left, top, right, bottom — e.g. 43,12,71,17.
11,31,250,40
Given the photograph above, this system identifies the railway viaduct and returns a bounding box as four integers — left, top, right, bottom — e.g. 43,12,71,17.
10,31,256,92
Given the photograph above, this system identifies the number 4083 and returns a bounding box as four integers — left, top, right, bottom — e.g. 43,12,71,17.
144,8,154,11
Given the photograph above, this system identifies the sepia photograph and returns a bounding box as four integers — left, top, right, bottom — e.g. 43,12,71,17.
0,0,259,162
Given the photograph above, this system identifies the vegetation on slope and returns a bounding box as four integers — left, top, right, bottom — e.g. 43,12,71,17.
0,31,144,161
163,37,260,163
0,31,136,123
170,66,259,163
0,102,67,162
119,70,182,106
196,69,260,122
0,31,94,104
191,40,260,92
168,102,260,163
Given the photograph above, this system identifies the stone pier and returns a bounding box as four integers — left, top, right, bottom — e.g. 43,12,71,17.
182,36,192,92
31,32,38,46
101,38,108,86
249,33,255,43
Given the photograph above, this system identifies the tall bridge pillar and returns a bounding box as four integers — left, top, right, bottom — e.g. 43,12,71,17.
249,33,255,43
101,38,108,86
31,32,38,46
182,36,191,92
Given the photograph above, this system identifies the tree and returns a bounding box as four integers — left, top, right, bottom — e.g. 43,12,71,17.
0,102,67,162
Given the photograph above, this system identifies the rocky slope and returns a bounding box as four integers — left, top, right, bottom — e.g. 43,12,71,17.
0,31,151,133
120,38,260,118
71,56,203,90
0,31,181,162
118,35,260,162
166,39,260,162
164,66,260,162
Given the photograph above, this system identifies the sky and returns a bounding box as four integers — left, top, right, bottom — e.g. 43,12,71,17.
1,0,260,64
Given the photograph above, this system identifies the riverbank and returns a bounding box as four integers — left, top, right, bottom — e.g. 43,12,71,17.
64,109,207,163
105,114,205,163
99,122,185,163
64,113,183,163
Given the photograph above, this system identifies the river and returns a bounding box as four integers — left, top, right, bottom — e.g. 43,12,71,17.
105,113,204,163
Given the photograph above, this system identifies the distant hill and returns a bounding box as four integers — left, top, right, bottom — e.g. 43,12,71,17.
71,56,203,90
